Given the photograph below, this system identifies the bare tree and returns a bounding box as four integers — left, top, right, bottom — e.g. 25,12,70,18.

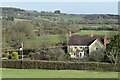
106,47,118,65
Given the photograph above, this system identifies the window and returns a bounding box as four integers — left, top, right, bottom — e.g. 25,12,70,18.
74,47,77,49
79,53,82,57
85,47,88,50
96,48,99,50
74,53,76,56
94,47,99,50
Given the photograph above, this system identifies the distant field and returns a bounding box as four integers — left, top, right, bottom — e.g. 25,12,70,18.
25,30,117,48
14,18,30,22
27,35,60,43
2,69,118,78
25,35,61,48
58,14,83,21
74,30,117,36
77,24,113,28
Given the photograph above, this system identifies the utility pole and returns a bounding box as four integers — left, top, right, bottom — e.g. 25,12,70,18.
20,42,23,60
67,29,71,53
21,42,23,60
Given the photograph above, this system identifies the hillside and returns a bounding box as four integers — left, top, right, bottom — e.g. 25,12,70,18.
1,7,118,24
2,7,118,50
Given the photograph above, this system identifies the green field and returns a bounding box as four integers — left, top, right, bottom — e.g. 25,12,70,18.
2,69,118,78
77,24,113,29
14,18,30,22
75,30,117,36
25,30,117,48
25,35,61,48
58,14,83,21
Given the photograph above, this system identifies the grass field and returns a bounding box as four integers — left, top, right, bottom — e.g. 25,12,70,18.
2,69,118,78
75,30,117,36
14,18,30,22
25,30,117,48
26,35,61,48
77,24,113,29
58,14,83,21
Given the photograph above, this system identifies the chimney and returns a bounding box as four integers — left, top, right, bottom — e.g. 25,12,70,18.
90,34,94,37
104,35,107,46
90,31,94,37
68,29,72,37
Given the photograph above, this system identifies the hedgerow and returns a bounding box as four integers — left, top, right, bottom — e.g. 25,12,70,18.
2,60,118,72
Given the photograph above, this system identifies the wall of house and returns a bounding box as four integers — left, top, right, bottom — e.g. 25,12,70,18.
89,39,105,54
68,45,89,59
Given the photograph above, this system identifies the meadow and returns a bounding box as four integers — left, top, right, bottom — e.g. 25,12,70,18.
25,30,117,48
75,30,117,35
2,68,118,78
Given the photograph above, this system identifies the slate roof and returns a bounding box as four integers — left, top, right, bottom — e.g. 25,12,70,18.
68,35,104,46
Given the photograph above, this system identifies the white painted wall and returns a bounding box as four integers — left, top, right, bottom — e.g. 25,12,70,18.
68,45,88,59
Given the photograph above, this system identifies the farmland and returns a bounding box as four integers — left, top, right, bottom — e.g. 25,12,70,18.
75,30,117,35
1,7,120,79
25,30,117,48
2,68,118,78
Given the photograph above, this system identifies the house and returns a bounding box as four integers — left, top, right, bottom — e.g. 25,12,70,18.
67,34,106,59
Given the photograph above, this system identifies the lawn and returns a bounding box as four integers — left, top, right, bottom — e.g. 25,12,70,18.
2,69,118,78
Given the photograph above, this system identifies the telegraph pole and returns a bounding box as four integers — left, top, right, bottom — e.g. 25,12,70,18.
21,42,23,60
20,42,23,60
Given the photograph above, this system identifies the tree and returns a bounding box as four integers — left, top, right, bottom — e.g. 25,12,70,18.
54,10,61,14
46,48,69,61
12,52,19,60
106,33,120,65
5,21,36,48
6,16,14,21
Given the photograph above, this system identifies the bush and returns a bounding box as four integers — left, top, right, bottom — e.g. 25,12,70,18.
46,48,69,61
4,52,12,59
2,60,118,72
5,52,10,58
12,52,19,60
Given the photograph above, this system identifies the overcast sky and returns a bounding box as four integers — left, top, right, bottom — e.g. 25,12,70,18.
2,2,119,14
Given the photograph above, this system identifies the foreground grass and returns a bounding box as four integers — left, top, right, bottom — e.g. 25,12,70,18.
2,69,118,78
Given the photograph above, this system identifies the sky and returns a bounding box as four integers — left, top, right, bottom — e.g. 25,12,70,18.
1,2,119,14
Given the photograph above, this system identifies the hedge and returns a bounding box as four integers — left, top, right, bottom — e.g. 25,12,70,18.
2,60,118,72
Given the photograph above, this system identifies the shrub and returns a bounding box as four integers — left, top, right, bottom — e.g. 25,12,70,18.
5,52,10,59
12,52,19,60
5,52,9,58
